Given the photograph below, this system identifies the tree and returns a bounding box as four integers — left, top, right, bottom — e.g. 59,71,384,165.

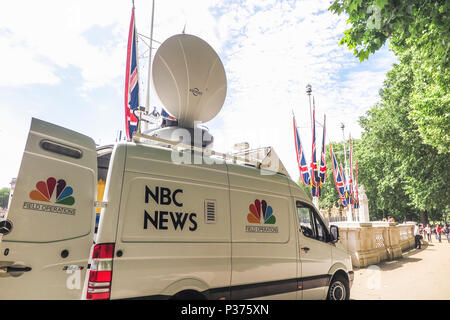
329,0,449,67
329,0,450,153
357,52,450,222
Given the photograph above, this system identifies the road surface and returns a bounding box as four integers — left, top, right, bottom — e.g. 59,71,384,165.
350,239,450,300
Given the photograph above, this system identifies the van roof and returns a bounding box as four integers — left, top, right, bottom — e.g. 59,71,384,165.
126,132,292,178
96,141,309,203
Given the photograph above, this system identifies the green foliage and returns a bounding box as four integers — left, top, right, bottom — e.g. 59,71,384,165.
407,52,450,153
328,0,450,221
329,0,449,67
0,188,10,209
357,54,450,221
329,0,450,153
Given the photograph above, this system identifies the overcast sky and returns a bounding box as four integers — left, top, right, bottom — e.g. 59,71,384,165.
0,0,396,188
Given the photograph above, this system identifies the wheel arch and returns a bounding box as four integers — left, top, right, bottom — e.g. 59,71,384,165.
328,263,350,285
327,263,351,300
162,277,210,299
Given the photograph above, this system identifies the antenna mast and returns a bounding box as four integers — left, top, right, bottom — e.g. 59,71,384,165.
341,123,352,222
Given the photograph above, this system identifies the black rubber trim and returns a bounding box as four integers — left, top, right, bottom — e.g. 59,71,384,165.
301,274,332,290
124,274,334,300
230,278,299,300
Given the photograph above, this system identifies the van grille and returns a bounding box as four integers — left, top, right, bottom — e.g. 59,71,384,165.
204,200,216,224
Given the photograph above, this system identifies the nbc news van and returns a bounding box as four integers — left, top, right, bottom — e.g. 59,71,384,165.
0,118,353,300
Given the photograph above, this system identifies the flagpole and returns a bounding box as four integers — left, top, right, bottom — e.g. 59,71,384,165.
306,84,313,132
132,1,144,136
341,123,352,222
352,137,360,221
126,0,142,140
350,136,361,222
349,134,356,221
143,0,155,132
306,84,319,210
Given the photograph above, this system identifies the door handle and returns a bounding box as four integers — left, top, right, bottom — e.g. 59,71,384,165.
0,266,32,273
301,247,310,253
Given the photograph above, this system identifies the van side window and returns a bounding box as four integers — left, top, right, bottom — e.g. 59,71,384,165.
296,205,316,239
313,213,327,242
296,201,330,243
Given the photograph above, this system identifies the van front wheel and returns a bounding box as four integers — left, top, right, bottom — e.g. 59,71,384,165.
327,275,349,300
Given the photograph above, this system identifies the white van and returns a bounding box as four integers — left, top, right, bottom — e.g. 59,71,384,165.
0,118,353,300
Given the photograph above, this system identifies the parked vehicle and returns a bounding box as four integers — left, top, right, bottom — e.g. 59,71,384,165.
0,118,353,300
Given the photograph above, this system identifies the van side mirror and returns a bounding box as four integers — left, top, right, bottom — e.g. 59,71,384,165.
330,225,339,243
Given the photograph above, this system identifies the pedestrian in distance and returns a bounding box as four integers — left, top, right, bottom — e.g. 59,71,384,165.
436,225,442,243
446,225,450,243
443,225,450,243
425,224,432,242
420,224,425,240
414,223,422,249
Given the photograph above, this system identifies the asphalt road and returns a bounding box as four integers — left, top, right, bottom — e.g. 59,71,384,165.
350,238,450,300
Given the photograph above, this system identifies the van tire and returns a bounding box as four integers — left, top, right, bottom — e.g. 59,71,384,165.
327,274,349,300
171,290,206,300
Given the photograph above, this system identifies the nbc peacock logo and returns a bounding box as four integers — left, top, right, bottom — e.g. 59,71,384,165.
246,199,278,233
29,177,75,206
23,177,76,216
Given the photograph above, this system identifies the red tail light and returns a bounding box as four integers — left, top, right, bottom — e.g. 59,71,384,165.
86,243,115,300
92,243,114,259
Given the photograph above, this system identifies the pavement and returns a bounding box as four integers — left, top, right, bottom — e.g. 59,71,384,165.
350,238,450,300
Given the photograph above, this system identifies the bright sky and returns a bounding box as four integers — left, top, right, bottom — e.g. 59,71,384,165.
0,0,397,188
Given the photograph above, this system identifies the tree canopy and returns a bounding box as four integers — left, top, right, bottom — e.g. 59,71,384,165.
357,53,449,221
329,0,449,153
323,0,450,223
329,0,449,67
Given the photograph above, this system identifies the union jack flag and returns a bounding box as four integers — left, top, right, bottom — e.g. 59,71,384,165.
124,6,140,140
293,115,310,186
340,163,351,207
319,114,327,185
330,145,347,206
353,159,359,209
347,136,354,205
310,102,319,189
312,114,327,198
161,108,176,121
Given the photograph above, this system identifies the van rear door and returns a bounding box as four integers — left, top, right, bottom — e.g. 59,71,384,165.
0,118,97,299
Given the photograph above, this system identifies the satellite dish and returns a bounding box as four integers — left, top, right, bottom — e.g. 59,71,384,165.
152,34,227,128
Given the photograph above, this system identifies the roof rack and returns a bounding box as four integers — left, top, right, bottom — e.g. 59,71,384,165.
132,132,290,177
